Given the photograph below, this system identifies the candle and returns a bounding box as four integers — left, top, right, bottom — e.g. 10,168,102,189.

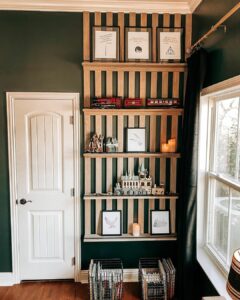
132,223,140,237
168,138,176,152
161,143,169,153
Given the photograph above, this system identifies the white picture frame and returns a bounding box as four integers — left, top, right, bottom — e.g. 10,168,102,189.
158,28,183,62
126,128,146,152
101,210,122,236
93,26,119,61
125,28,152,62
150,210,170,235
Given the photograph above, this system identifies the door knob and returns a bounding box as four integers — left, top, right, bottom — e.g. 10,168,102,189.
19,198,32,205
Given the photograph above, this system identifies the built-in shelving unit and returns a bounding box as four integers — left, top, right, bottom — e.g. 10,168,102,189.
82,11,191,242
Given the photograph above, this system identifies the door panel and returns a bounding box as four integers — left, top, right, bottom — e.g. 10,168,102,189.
14,98,75,280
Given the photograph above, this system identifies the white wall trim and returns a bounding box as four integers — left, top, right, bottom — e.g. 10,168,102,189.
6,92,81,285
201,75,240,97
0,273,16,286
0,0,201,13
79,268,139,284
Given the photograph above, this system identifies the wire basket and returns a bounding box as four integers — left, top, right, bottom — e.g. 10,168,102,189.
139,258,176,300
89,259,123,300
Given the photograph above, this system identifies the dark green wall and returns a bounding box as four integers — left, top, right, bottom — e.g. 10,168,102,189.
0,11,180,272
193,0,240,87
193,0,240,297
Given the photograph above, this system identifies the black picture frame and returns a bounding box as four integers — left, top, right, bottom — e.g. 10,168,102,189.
92,26,120,61
125,27,152,62
101,210,122,236
150,210,171,235
126,127,146,152
157,27,184,62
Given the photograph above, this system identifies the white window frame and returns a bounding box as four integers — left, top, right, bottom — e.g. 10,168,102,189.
197,75,240,299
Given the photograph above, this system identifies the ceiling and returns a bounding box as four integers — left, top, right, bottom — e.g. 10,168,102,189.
0,0,202,14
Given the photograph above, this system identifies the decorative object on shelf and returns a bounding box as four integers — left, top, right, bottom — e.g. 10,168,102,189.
146,98,181,108
124,98,143,108
125,27,152,62
152,184,165,196
127,128,146,152
101,210,122,236
157,28,183,62
105,137,118,153
91,97,123,109
227,249,240,300
89,259,123,300
132,223,141,237
86,133,104,153
161,138,177,153
92,26,119,61
114,163,153,196
150,210,170,235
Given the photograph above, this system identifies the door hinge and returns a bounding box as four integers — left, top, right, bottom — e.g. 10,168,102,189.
72,257,76,266
71,188,75,197
70,116,74,124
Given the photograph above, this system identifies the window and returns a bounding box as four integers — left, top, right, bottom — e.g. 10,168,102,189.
198,80,240,281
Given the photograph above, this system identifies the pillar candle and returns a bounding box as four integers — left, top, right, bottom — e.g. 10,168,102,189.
168,138,176,152
161,143,169,153
132,223,140,237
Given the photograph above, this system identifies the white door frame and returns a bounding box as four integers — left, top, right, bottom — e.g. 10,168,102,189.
7,92,81,284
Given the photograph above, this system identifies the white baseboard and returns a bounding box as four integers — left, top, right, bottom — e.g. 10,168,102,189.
0,273,15,286
79,268,138,284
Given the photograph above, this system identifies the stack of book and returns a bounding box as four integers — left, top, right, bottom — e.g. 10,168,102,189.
89,259,123,300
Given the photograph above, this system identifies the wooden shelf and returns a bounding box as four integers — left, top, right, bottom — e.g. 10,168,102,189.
84,194,179,200
83,152,181,158
83,108,184,116
84,234,177,242
82,61,187,72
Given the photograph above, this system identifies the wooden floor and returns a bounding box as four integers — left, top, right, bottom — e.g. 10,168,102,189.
0,281,141,300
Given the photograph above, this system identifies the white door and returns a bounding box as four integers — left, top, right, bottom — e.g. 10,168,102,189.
14,95,75,280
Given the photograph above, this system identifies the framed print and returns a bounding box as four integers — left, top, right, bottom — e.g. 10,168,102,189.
150,210,171,235
93,26,119,61
157,28,183,62
101,210,122,236
126,128,146,152
125,27,152,62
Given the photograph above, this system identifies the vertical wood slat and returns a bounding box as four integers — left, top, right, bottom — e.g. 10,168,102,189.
162,14,170,99
85,158,91,235
95,70,102,98
83,12,90,61
94,12,101,25
118,71,124,98
152,13,158,62
140,72,146,106
160,115,167,210
118,12,125,62
84,69,91,108
106,116,113,209
185,14,192,60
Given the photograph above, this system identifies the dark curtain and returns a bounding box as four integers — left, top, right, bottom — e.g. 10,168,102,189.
178,49,207,300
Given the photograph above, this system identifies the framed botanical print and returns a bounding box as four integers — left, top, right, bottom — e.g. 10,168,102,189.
157,28,183,62
125,27,152,62
101,210,122,236
126,128,146,152
150,210,171,235
92,26,119,61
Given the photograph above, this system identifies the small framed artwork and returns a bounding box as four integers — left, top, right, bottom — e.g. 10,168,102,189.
92,26,119,61
101,210,122,236
125,27,152,62
150,210,171,235
126,128,146,152
157,28,183,62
